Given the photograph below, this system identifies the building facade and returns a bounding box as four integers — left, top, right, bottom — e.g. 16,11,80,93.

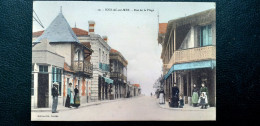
109,49,128,99
32,11,93,108
158,9,216,106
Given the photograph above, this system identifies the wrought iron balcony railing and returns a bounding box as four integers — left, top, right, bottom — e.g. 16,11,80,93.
73,61,93,75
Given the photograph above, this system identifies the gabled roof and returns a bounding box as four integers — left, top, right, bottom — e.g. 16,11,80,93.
159,23,168,34
33,12,79,43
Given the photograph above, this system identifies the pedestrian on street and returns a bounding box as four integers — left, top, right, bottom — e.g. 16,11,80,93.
199,82,209,108
159,90,165,104
51,82,59,113
179,94,184,108
199,92,207,109
170,83,179,108
192,84,199,107
65,83,73,108
151,92,153,97
73,85,80,108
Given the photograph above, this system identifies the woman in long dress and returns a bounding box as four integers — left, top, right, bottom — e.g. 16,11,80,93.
73,85,80,108
159,90,165,104
65,83,72,108
192,84,199,107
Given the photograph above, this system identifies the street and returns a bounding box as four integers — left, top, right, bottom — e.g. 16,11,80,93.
31,96,216,121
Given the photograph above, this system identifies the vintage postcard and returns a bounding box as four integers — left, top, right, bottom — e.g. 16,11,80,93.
31,1,216,121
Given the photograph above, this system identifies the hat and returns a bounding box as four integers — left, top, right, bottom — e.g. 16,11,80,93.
53,82,58,85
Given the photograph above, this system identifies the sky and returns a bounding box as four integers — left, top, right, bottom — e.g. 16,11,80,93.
33,1,215,96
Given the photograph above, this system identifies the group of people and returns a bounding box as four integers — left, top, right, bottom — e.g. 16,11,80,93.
65,83,81,108
192,82,209,109
51,82,81,113
158,82,209,109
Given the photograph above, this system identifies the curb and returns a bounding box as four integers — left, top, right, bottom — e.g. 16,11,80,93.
157,101,215,111
31,96,138,112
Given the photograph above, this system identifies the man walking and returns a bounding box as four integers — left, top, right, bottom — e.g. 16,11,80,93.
52,82,59,113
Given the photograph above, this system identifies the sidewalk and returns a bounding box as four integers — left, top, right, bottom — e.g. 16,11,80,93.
31,98,128,112
157,99,216,111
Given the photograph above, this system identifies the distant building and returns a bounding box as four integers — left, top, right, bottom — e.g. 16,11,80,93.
158,9,216,106
109,49,128,99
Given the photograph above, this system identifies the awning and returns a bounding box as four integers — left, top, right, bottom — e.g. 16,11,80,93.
103,77,114,84
164,60,216,80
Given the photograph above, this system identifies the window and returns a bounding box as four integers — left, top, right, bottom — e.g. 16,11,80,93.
102,51,104,62
52,67,62,96
78,51,80,61
106,54,107,63
199,24,212,46
99,49,101,62
39,65,48,73
32,64,34,71
31,74,34,96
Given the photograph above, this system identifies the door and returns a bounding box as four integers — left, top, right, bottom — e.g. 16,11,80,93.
38,73,49,108
98,76,101,100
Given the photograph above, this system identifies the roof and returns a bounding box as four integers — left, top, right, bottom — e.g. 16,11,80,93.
159,23,168,34
110,49,118,53
33,30,44,37
132,84,140,88
33,12,79,43
110,48,128,65
72,28,88,36
64,62,74,73
33,28,88,37
163,9,216,56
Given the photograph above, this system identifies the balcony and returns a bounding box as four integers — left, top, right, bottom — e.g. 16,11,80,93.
110,72,127,81
167,45,216,68
99,63,110,72
73,61,93,75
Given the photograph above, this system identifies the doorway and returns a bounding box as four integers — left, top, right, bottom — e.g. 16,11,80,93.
38,73,49,108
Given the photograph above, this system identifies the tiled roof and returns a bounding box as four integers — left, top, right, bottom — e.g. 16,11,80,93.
110,49,118,53
33,28,88,37
33,30,44,37
33,12,79,43
72,28,88,36
159,23,168,34
132,84,140,88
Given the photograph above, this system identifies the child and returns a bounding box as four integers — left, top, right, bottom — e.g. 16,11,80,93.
179,95,184,108
199,93,207,109
168,97,171,107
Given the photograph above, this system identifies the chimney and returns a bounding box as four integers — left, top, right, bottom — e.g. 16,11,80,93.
88,21,95,34
102,36,108,42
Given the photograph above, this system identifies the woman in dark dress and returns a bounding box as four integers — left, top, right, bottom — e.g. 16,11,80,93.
65,83,72,108
73,85,80,108
170,83,179,108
